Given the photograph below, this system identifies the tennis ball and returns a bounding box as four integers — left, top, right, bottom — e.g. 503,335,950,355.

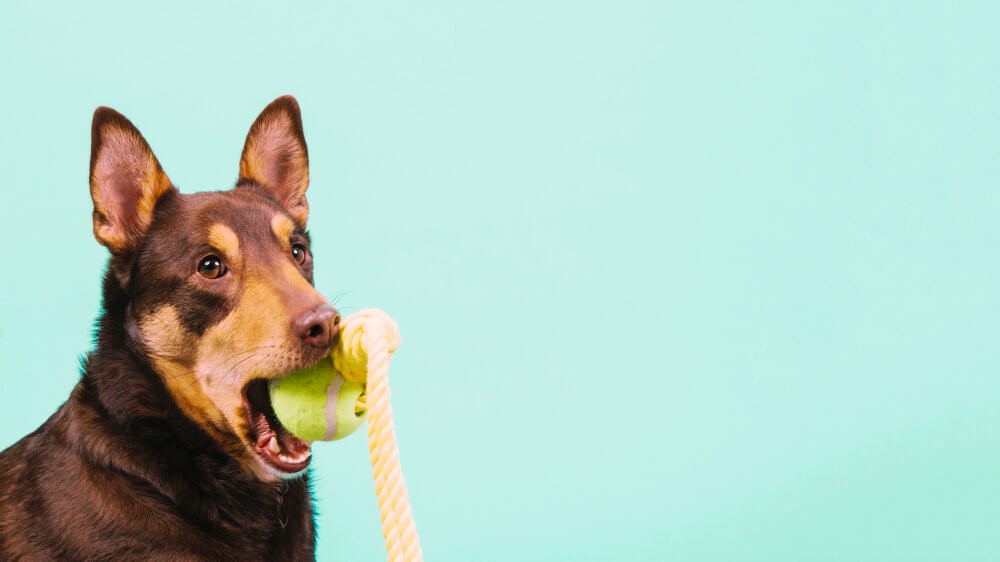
269,356,367,442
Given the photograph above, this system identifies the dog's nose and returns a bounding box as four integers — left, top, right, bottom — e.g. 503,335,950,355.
292,304,340,348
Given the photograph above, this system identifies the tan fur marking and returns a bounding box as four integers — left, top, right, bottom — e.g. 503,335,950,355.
270,213,295,247
208,223,241,262
197,276,292,376
138,305,190,361
277,258,318,296
139,306,234,447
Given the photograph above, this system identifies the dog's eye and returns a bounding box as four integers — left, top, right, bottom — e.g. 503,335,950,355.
291,244,308,265
198,255,227,279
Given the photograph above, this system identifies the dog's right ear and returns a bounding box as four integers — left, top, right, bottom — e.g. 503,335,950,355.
89,107,175,255
238,96,310,226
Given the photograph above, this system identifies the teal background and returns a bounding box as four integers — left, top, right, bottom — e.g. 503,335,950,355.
1,2,998,560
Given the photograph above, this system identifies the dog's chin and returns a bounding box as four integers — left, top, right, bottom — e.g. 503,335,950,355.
241,378,312,480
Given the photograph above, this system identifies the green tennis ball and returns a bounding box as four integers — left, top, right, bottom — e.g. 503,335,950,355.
269,356,367,442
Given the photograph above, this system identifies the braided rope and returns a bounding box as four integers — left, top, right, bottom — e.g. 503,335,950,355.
333,309,423,562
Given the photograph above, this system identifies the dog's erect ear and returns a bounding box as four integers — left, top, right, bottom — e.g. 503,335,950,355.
238,95,310,226
90,107,175,255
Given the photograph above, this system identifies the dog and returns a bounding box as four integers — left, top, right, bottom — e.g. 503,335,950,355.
0,96,336,560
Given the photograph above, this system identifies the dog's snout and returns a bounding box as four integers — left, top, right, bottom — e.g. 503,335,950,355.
292,304,340,348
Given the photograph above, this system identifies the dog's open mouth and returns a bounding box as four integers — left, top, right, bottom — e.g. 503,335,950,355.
242,379,312,474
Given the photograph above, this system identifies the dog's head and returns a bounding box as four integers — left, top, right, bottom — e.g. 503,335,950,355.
89,96,334,480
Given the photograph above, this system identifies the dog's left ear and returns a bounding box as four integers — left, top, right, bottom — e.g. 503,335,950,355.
239,95,310,226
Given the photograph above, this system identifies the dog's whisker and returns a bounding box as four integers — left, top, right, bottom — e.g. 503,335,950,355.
231,351,276,387
217,348,275,384
160,344,281,381
329,290,352,307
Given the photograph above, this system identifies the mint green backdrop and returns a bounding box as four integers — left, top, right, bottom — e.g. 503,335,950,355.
1,2,998,560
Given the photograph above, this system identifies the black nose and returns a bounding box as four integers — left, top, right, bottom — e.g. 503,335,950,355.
292,304,340,347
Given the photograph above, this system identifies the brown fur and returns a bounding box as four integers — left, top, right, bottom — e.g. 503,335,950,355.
0,96,332,560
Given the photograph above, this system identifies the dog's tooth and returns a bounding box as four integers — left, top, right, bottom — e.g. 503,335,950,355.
268,436,280,454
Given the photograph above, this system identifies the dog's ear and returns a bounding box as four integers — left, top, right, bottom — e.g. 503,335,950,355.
90,107,175,255
238,95,310,226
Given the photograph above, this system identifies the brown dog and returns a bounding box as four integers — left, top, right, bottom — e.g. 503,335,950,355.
0,96,334,560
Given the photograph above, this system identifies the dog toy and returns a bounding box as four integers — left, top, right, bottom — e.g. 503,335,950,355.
269,309,422,562
268,358,367,441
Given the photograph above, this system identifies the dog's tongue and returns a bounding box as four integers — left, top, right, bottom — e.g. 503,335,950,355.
253,410,310,459
252,410,272,447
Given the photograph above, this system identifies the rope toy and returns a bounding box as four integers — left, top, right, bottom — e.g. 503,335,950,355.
269,309,423,562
